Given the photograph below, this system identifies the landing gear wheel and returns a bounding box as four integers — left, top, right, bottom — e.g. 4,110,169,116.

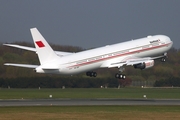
93,72,97,77
161,58,166,62
115,73,126,79
115,73,120,78
86,72,90,76
122,74,126,79
86,71,97,77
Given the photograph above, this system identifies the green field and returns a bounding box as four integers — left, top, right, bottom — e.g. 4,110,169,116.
0,88,180,99
0,106,180,120
0,88,180,120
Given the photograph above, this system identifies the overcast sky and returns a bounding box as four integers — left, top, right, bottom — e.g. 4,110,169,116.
0,0,180,49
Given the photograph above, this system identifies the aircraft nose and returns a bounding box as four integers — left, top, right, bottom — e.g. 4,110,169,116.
166,36,173,44
164,35,173,47
162,35,171,43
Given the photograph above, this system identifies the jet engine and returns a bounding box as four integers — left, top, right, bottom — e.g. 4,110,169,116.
133,60,154,70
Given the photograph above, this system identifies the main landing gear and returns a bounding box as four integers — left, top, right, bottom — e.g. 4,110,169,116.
86,71,97,77
115,73,126,79
115,66,126,79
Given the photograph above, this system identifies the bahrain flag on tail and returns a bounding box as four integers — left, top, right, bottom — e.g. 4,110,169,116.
35,41,45,48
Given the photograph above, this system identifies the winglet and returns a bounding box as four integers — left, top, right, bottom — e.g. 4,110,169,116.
30,28,59,65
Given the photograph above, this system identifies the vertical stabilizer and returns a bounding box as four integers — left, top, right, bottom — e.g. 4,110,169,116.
30,28,59,65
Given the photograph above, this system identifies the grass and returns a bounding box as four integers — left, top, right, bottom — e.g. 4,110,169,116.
0,88,180,120
0,88,180,99
0,106,180,120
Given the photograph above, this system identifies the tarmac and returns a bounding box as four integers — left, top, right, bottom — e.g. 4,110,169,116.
0,98,180,106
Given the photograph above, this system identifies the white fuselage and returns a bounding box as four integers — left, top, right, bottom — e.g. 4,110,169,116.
36,35,173,74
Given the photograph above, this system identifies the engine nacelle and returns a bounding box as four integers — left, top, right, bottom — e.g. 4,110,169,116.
134,60,154,70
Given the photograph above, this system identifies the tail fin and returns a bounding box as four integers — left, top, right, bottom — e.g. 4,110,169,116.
30,28,59,65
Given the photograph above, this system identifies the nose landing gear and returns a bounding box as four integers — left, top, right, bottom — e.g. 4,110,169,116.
161,58,166,62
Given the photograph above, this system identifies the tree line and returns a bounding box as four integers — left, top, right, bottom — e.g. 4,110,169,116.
0,42,180,88
0,77,121,88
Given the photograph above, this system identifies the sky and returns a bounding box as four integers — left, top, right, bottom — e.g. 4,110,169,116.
0,0,180,49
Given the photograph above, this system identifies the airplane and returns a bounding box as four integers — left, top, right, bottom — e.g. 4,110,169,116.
4,28,173,79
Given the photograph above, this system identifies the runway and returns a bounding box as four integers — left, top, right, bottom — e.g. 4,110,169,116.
0,98,180,106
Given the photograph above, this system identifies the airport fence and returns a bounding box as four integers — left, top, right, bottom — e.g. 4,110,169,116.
131,80,155,87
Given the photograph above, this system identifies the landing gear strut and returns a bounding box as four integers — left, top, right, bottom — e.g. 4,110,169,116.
86,71,97,77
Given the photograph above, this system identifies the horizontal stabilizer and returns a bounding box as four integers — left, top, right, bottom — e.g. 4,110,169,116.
3,43,74,56
3,44,36,52
4,63,38,68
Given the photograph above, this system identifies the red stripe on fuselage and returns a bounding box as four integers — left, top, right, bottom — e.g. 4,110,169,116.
68,43,171,68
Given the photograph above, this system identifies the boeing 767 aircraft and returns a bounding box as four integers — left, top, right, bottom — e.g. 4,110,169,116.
4,28,173,79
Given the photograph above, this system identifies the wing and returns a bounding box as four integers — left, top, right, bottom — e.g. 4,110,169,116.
102,54,166,68
3,44,74,56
